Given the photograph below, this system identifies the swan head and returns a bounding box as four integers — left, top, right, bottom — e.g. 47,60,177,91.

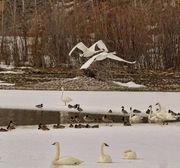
155,103,160,106
103,143,109,147
52,142,59,146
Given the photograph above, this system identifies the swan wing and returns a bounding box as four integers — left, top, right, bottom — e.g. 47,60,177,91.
80,55,98,69
57,156,83,165
69,42,87,56
90,40,108,52
106,53,136,64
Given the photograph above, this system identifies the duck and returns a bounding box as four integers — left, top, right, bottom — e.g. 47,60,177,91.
69,40,108,58
35,104,43,108
122,149,137,160
80,52,136,69
121,106,128,114
53,124,65,129
52,142,83,165
61,87,72,106
102,115,113,123
97,143,112,163
83,115,94,123
38,123,50,130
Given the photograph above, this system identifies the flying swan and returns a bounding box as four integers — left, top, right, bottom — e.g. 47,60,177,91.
69,40,108,58
52,142,83,165
61,87,72,106
80,52,136,69
97,143,112,163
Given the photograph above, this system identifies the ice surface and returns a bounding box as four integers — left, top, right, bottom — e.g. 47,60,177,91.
0,124,180,168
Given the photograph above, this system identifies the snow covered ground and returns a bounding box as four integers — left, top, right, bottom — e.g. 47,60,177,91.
0,123,180,168
0,90,180,168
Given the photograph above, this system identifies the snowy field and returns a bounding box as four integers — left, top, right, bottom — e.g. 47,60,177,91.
0,90,180,168
1,124,180,168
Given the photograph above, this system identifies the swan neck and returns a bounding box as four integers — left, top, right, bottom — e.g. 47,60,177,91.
55,143,60,160
100,144,105,156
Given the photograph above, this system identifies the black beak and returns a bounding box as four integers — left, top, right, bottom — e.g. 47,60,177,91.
104,143,109,147
52,142,55,145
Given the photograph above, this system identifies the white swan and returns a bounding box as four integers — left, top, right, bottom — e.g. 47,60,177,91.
122,149,137,160
61,87,72,106
69,40,108,57
80,52,136,69
52,142,83,165
155,103,176,122
147,105,161,123
129,107,143,124
97,143,112,163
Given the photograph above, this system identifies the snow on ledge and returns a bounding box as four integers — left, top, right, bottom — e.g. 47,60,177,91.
0,70,24,74
113,81,146,88
0,80,15,86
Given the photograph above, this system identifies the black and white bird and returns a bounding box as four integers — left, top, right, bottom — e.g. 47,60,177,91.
35,104,43,108
121,106,128,114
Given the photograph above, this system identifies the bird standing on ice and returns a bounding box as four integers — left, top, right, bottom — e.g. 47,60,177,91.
61,87,72,106
80,52,136,70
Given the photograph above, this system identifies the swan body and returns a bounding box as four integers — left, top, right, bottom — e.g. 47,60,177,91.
147,105,161,123
123,149,137,160
69,40,108,57
129,107,143,123
155,103,176,122
61,87,72,106
52,142,83,165
97,143,112,163
80,52,136,69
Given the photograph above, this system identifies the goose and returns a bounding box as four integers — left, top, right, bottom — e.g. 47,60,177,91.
7,120,16,130
121,106,128,114
129,107,143,124
80,52,136,69
61,87,72,106
122,149,137,160
97,143,112,163
83,115,94,123
52,142,83,165
69,40,108,57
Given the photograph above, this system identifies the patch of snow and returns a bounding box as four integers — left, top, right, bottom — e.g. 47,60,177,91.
0,70,24,74
113,81,146,88
0,81,15,86
0,63,14,70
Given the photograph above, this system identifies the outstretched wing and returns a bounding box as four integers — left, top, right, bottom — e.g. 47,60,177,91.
80,55,98,69
90,40,108,52
107,53,136,64
69,42,88,56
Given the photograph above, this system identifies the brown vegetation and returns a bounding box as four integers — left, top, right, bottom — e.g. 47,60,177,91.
0,0,179,71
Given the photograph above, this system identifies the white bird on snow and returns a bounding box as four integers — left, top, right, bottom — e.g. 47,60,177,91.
80,52,136,69
69,40,108,58
61,87,72,106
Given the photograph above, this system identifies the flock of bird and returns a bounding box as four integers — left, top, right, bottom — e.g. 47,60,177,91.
69,40,136,69
52,141,137,165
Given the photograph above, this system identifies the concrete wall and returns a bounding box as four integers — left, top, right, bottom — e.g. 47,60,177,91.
0,109,60,126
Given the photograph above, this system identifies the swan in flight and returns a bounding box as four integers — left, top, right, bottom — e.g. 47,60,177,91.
122,149,137,160
80,52,136,69
52,142,83,165
61,87,72,106
69,40,108,57
97,143,112,163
